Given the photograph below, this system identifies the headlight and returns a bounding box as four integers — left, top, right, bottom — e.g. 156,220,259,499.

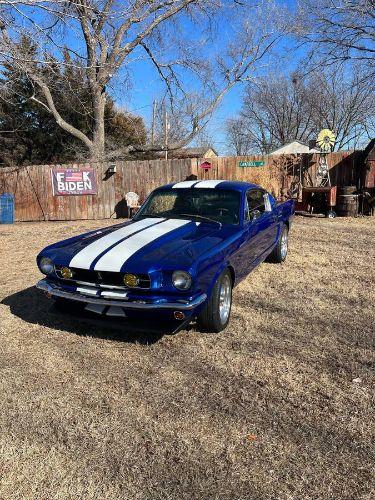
39,257,54,275
172,270,192,290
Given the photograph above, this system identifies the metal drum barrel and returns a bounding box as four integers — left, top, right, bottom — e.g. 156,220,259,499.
338,185,357,195
0,193,14,224
337,187,359,217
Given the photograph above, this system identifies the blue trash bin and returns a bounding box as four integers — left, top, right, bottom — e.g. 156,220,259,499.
0,193,14,224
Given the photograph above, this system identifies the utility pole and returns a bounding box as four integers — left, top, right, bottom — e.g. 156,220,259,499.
164,105,168,161
151,99,157,145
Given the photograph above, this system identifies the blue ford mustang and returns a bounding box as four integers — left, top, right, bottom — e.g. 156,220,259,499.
36,180,295,332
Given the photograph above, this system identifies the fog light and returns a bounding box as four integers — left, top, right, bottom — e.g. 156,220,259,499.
174,311,185,320
123,273,139,287
60,267,73,279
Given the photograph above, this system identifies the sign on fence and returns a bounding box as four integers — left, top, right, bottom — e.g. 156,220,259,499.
51,168,97,196
239,161,265,167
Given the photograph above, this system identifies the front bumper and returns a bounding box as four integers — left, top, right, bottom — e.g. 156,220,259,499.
36,279,207,311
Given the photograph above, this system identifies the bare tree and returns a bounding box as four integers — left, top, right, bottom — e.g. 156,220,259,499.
194,127,215,149
305,67,374,149
225,117,253,155
295,0,375,75
237,73,317,153
0,0,282,160
229,67,374,153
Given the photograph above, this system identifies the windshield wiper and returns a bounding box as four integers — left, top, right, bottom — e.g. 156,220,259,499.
179,213,222,228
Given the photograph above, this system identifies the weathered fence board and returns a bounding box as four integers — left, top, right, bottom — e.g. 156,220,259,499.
0,159,191,221
0,152,363,222
193,155,281,196
194,152,363,196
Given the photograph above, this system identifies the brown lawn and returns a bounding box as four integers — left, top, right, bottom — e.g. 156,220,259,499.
0,216,374,499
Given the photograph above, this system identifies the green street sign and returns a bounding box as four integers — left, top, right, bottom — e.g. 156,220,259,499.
239,161,265,167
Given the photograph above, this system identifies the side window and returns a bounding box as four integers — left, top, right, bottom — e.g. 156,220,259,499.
247,189,266,213
244,195,250,221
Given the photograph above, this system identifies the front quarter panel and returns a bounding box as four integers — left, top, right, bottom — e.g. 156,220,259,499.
192,226,243,300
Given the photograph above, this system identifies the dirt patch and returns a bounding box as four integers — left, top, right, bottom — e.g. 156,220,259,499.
0,217,374,499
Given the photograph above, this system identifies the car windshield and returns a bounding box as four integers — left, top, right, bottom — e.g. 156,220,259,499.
134,188,240,225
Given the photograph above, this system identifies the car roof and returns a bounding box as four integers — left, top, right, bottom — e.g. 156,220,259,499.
158,180,261,192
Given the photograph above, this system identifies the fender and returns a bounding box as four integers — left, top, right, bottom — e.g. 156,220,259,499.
205,259,234,298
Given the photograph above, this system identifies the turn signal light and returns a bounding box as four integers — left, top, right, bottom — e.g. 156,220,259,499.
60,267,73,279
174,311,185,320
123,273,139,287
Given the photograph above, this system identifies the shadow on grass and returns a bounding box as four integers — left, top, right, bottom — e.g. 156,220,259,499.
2,286,189,345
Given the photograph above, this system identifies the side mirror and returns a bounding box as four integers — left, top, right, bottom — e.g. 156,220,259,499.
250,209,261,221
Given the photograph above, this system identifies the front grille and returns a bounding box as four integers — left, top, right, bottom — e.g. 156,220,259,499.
55,266,151,289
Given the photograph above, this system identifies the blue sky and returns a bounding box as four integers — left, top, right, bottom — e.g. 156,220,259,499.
110,0,301,154
7,0,301,154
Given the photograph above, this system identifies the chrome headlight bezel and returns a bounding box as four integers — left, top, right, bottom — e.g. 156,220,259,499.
172,270,192,290
39,256,54,275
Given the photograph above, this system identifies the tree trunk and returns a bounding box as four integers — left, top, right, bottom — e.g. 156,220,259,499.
91,90,106,160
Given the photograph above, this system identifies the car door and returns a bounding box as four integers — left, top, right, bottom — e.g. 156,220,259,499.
246,189,278,261
233,189,264,278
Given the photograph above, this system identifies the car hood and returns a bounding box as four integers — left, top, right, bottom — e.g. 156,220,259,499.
40,217,231,273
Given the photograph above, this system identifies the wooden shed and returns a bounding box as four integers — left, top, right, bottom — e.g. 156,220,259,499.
360,139,375,215
361,139,375,189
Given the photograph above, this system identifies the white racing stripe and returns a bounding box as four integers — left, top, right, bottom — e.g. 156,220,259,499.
172,180,198,189
69,218,164,270
94,218,191,272
194,180,224,188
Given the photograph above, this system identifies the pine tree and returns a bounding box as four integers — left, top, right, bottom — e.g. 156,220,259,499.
0,37,146,166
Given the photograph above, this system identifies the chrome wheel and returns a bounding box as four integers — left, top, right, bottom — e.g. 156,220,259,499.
219,274,232,324
280,230,288,260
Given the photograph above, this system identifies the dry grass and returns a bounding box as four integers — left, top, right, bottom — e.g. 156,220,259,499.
0,216,374,500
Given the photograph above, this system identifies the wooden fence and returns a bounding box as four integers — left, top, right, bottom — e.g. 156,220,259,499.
192,151,363,196
0,159,191,221
0,151,364,221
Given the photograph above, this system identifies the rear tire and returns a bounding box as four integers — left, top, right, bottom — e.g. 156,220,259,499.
197,269,232,333
268,224,288,263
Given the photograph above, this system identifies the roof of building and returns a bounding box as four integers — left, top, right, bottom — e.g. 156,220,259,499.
363,138,375,159
270,140,319,155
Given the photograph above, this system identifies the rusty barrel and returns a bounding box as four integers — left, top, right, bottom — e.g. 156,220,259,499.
337,187,359,217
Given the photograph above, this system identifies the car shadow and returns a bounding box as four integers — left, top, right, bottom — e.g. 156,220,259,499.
1,287,190,345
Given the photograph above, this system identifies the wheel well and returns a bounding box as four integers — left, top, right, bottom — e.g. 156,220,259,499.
227,265,235,286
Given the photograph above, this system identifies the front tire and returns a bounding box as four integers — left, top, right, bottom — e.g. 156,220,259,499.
197,269,232,333
268,224,288,263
